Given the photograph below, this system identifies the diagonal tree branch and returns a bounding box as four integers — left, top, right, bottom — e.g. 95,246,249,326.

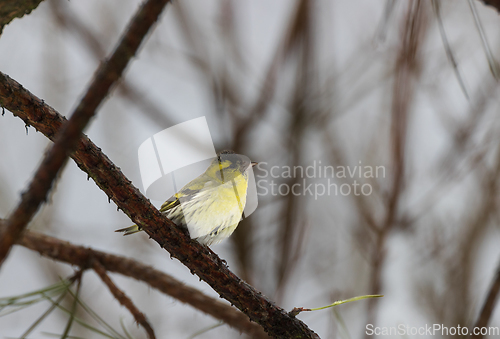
0,73,319,338
0,0,45,35
479,0,500,12
18,230,270,338
0,0,171,267
48,0,175,128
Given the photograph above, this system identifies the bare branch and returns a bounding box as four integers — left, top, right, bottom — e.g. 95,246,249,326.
366,1,428,329
19,230,270,339
0,0,171,267
0,0,45,34
48,0,175,128
92,260,156,339
0,74,318,338
479,0,500,13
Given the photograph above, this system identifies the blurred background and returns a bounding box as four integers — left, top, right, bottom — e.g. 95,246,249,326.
1,0,500,338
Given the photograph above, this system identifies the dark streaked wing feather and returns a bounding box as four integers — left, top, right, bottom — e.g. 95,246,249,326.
160,174,220,214
159,197,181,213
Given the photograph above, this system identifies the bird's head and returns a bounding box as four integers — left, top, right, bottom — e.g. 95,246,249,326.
206,150,257,183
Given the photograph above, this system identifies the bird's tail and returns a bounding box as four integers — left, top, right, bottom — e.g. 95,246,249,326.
115,225,142,235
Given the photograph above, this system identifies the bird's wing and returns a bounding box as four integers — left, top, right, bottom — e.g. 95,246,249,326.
159,174,218,213
159,196,181,213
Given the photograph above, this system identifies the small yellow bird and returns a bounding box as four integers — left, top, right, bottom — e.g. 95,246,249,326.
116,150,257,246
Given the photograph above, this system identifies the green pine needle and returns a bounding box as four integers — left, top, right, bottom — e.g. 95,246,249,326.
289,294,383,317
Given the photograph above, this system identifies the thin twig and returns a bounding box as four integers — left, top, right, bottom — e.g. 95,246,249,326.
1,74,318,338
468,0,500,80
48,0,175,128
470,259,500,338
228,0,313,285
432,0,470,100
366,1,427,331
92,260,156,339
0,0,171,267
275,0,314,301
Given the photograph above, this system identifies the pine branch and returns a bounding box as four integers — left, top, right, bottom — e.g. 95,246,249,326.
0,72,319,338
0,0,45,35
92,260,156,339
0,0,170,267
19,230,269,338
480,0,500,12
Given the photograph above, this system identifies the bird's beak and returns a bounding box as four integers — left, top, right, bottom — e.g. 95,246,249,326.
251,162,258,167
